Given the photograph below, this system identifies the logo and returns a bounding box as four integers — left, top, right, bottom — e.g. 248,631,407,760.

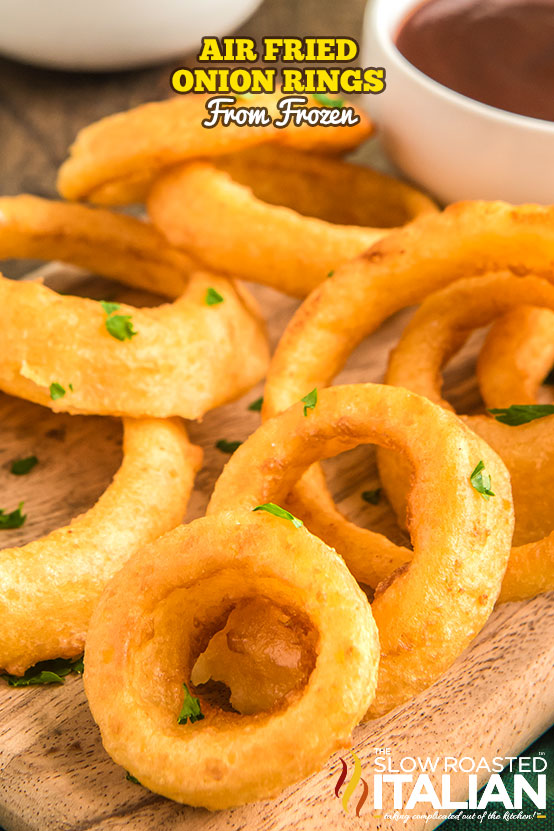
334,751,369,817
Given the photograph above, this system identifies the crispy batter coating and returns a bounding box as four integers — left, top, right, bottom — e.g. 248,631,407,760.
0,272,269,418
263,202,554,587
380,273,554,603
0,418,201,674
209,384,513,717
84,511,379,809
57,93,372,205
148,146,437,297
478,305,554,407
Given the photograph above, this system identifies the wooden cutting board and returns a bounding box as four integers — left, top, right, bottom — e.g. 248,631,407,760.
0,264,553,831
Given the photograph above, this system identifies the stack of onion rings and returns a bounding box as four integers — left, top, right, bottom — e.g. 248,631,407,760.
380,272,554,603
263,202,554,589
148,145,437,297
0,417,201,674
209,384,513,718
84,510,379,809
57,93,372,205
0,196,269,418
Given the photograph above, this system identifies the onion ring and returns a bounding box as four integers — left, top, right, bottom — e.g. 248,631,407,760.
380,272,554,604
478,306,554,407
209,384,513,718
148,146,437,298
57,93,372,205
0,194,197,299
0,417,201,674
262,201,554,587
0,197,268,417
84,510,379,808
0,271,268,419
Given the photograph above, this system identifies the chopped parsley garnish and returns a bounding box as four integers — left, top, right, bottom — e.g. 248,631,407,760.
327,270,335,278
99,300,121,315
362,488,381,505
313,92,344,109
100,300,137,341
105,314,137,341
489,404,554,426
470,461,495,500
0,502,26,529
248,396,264,412
215,439,242,454
1,656,84,687
301,387,317,416
177,683,204,724
10,456,38,476
126,772,142,785
49,382,66,400
253,502,303,528
205,287,224,306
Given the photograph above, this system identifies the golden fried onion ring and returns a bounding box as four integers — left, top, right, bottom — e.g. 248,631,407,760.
263,201,554,587
57,93,372,205
84,510,379,808
478,306,554,407
209,384,513,718
0,271,268,418
148,146,437,298
380,273,554,604
0,417,201,674
0,194,197,299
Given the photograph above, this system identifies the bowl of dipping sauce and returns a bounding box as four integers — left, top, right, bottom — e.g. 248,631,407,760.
362,0,554,203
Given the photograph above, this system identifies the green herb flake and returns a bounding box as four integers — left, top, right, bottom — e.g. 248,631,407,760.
253,502,303,528
0,502,26,530
105,314,137,342
205,287,224,306
10,456,38,476
177,683,204,725
489,404,554,426
126,771,142,785
248,396,264,412
301,388,317,417
215,439,242,454
99,300,121,315
470,460,495,500
313,92,344,109
49,382,66,400
362,488,381,505
327,270,335,278
1,656,84,687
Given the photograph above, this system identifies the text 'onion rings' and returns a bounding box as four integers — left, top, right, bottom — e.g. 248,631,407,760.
209,384,513,718
0,417,201,675
380,272,554,604
262,201,554,587
148,145,437,298
57,93,372,205
84,510,378,809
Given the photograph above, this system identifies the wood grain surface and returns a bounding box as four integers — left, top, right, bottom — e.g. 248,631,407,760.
0,264,553,831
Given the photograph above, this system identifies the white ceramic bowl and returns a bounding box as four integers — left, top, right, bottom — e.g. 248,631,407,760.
0,0,263,71
362,0,554,204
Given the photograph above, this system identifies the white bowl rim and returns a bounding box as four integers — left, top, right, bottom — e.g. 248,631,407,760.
369,0,554,135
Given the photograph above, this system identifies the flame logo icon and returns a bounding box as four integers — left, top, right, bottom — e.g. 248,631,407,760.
334,751,369,817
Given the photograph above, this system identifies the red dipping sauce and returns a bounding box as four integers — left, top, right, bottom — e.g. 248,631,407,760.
395,0,554,122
